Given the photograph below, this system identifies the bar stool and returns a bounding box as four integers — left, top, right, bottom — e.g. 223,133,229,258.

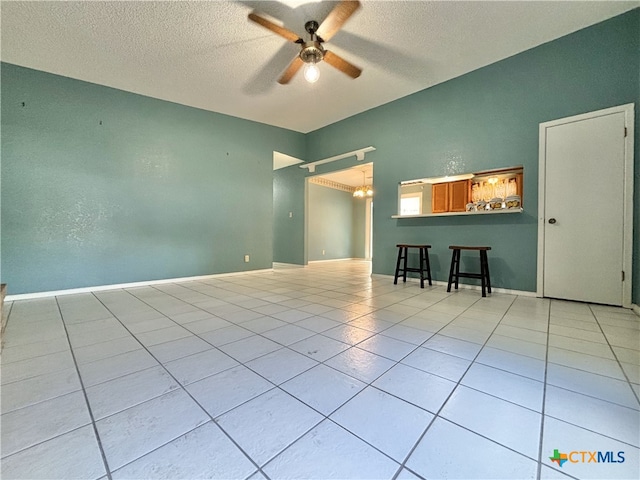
447,246,492,297
393,244,432,288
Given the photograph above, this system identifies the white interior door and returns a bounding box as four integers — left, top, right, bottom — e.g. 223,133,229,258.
538,105,633,306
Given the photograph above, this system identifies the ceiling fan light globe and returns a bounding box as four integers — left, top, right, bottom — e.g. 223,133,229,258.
304,63,320,83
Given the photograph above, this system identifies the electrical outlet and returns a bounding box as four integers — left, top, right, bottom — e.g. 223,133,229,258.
244,255,250,263
289,212,293,218
322,249,325,255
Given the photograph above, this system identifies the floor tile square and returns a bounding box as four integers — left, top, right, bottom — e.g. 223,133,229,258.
440,385,541,458
322,324,376,345
542,416,640,479
96,389,209,471
1,368,81,414
461,363,544,411
0,424,106,480
218,335,282,363
294,315,342,333
163,348,238,385
373,363,456,413
78,349,158,387
241,316,288,333
546,363,639,409
325,347,395,383
475,346,546,381
545,385,640,447
281,364,366,415
134,325,192,347
406,418,538,479
355,334,417,361
0,391,91,457
422,334,483,360
0,337,70,364
263,419,399,479
331,386,433,461
217,389,323,466
147,335,212,363
486,334,547,360
111,422,256,480
289,334,350,362
246,348,318,384
548,347,626,380
85,365,179,419
261,324,315,346
401,347,471,382
72,336,142,365
1,350,75,385
186,365,274,417
379,324,435,345
199,325,254,346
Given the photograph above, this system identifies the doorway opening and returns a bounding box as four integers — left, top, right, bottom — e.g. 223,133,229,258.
305,163,374,265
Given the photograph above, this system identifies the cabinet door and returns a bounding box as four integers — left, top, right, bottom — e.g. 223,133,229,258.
448,180,469,212
431,183,448,213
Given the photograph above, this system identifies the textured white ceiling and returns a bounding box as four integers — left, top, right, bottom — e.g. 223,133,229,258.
1,1,637,134
314,161,373,187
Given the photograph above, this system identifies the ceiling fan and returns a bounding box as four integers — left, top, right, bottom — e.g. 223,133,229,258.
248,0,362,84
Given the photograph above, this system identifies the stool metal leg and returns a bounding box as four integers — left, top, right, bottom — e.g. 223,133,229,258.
402,246,408,283
480,251,487,297
447,249,458,292
480,250,491,295
454,249,461,290
423,247,432,286
418,247,425,288
393,247,403,285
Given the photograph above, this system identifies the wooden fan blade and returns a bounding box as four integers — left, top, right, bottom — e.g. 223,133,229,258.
248,12,302,43
278,56,304,84
323,50,361,79
317,0,361,42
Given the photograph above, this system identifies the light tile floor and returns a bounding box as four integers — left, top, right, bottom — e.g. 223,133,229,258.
1,260,639,479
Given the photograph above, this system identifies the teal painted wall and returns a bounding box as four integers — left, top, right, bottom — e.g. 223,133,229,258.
273,164,306,264
1,63,304,295
352,198,367,259
308,183,354,261
300,9,640,299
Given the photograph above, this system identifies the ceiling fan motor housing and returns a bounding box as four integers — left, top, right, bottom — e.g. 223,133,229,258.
300,41,324,64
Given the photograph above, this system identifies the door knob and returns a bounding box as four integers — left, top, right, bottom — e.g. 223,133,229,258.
548,218,557,224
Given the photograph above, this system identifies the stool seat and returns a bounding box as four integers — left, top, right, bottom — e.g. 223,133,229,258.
394,244,432,288
447,245,492,297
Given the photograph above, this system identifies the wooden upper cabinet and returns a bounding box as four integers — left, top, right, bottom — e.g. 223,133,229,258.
432,180,469,213
448,180,469,212
431,183,449,213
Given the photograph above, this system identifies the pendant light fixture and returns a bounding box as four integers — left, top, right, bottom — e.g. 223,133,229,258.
353,170,373,198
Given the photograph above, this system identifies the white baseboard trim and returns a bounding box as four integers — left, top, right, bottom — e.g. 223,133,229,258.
308,258,367,264
372,273,537,297
632,304,640,317
272,262,304,269
5,268,274,302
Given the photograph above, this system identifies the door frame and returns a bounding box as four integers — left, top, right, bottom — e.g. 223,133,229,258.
536,103,635,307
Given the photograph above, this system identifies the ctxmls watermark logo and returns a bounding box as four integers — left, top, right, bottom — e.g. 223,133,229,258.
550,449,625,467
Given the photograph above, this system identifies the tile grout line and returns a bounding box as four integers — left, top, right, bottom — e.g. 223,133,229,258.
535,297,553,480
54,296,114,480
89,291,274,480
136,277,501,475
589,304,640,406
390,294,519,480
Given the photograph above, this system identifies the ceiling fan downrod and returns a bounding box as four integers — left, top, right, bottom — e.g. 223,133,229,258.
301,20,324,64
